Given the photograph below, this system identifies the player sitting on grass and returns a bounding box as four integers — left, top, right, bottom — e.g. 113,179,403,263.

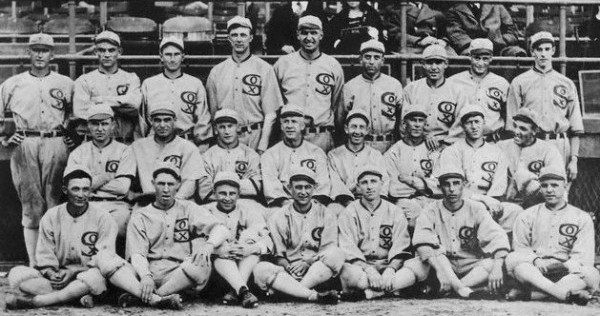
505,166,599,306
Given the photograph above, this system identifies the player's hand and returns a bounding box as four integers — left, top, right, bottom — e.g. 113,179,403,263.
287,260,310,278
425,135,441,151
139,275,156,303
366,267,382,290
381,268,396,292
436,271,453,294
534,258,560,274
64,136,76,149
50,269,75,290
281,45,296,54
367,26,379,40
485,199,504,221
487,260,504,293
215,242,237,260
192,242,215,267
4,133,25,147
567,159,578,181
231,243,261,258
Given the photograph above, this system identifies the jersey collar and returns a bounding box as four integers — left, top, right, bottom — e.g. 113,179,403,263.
299,50,322,61
28,70,52,78
162,71,184,80
98,68,120,75
402,137,425,147
426,77,446,88
360,198,382,214
345,142,365,153
361,72,382,82
533,66,554,75
231,53,253,64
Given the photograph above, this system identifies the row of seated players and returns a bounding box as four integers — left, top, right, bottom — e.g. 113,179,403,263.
6,156,598,310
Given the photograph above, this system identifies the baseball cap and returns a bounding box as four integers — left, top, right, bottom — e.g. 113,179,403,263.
95,30,121,46
356,165,383,182
469,38,493,55
214,108,240,124
346,108,369,126
422,44,447,61
153,161,181,181
298,15,322,30
289,166,316,185
280,104,304,118
438,165,465,184
159,36,184,52
150,104,177,117
538,166,567,182
401,103,427,120
87,103,114,121
28,33,54,48
512,107,539,128
360,39,385,54
459,103,485,124
63,164,92,183
227,16,252,32
530,31,554,49
213,171,241,189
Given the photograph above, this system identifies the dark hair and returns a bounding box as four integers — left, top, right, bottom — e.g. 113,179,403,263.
63,170,92,186
152,168,181,181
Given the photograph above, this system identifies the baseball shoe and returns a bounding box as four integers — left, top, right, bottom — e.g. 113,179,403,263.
222,289,237,305
316,290,340,305
339,290,366,302
467,289,497,300
117,292,143,308
566,290,591,306
238,286,259,308
79,294,94,308
154,294,183,310
505,287,531,302
5,294,35,310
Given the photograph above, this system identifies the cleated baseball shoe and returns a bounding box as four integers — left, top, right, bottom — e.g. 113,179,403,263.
154,293,183,310
238,286,259,308
118,292,143,308
566,290,591,306
5,294,35,310
316,290,340,305
222,289,237,305
79,294,94,308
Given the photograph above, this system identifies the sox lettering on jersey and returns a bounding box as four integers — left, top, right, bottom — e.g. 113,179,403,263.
458,226,481,255
105,160,120,173
311,227,323,242
553,85,570,109
315,73,334,95
235,160,248,178
300,159,317,172
180,91,198,115
528,160,544,176
437,101,457,127
81,231,99,257
380,92,398,119
116,84,129,96
486,87,503,112
379,225,393,249
479,161,498,190
164,155,183,169
49,88,66,110
242,74,262,96
174,218,190,242
420,159,433,177
558,223,580,249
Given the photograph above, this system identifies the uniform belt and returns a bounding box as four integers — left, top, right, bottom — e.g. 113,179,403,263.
114,136,134,143
89,196,122,202
305,126,334,134
17,130,65,138
536,132,567,140
239,122,263,134
364,134,393,142
178,130,194,140
485,130,514,143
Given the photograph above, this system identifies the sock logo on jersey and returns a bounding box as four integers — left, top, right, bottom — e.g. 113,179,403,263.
81,231,99,257
174,218,190,242
558,223,580,249
458,226,482,255
163,155,183,169
379,225,393,249
49,88,66,110
105,160,120,173
420,159,433,177
180,91,199,115
479,161,497,191
116,84,129,96
381,92,399,119
300,159,317,172
311,227,323,242
315,73,334,95
485,87,504,112
553,85,571,109
235,160,248,177
528,160,544,176
242,74,262,96
437,102,457,127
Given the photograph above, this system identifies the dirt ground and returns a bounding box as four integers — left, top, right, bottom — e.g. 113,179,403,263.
2,277,600,316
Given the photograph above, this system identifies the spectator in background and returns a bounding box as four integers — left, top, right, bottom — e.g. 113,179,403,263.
446,3,526,56
584,5,600,57
322,1,384,54
265,1,299,54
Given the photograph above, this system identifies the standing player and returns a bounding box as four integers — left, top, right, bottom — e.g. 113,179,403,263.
207,16,282,153
0,33,73,266
140,37,212,152
506,31,584,182
343,39,403,153
274,15,345,152
67,104,135,237
253,167,343,304
450,39,510,142
74,30,142,144
403,44,466,150
505,167,599,305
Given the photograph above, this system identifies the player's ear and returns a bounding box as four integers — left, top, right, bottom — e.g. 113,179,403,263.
344,124,349,135
62,184,68,195
117,47,123,55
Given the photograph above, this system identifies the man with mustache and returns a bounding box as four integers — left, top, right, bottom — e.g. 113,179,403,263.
139,37,212,153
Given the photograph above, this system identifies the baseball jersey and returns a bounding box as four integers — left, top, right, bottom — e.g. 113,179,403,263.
413,199,510,260
343,73,404,136
261,140,332,205
140,73,212,142
338,199,411,263
126,199,224,261
438,139,509,197
268,201,338,262
198,143,262,201
506,68,584,134
512,203,595,268
131,136,205,199
67,140,136,199
327,144,389,198
206,55,282,126
449,70,509,135
403,78,467,143
0,71,73,131
73,69,142,139
274,51,344,128
384,139,442,198
36,202,118,270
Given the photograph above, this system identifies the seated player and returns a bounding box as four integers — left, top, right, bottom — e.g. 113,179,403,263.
67,104,135,237
205,171,272,308
198,109,262,204
253,167,344,304
403,167,511,299
505,166,599,305
338,165,413,300
6,165,118,309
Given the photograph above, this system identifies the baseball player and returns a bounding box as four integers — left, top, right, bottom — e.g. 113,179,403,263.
252,167,343,304
497,108,565,207
197,109,262,203
449,39,510,142
384,103,443,228
206,16,282,153
6,165,117,309
140,36,212,152
403,44,467,150
328,108,388,203
274,15,345,152
66,104,135,237
506,31,584,181
505,166,599,305
131,104,205,204
343,39,403,153
73,30,142,144
337,165,413,300
437,103,522,234
206,171,272,308
402,167,511,299
0,33,74,267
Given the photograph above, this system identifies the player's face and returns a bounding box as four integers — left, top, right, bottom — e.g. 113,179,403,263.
95,42,120,69
540,179,566,206
160,45,184,72
289,179,315,207
297,28,323,53
344,117,368,146
28,45,53,70
462,116,484,140
357,174,382,201
152,173,180,206
151,115,175,138
470,53,492,76
531,43,555,70
360,51,384,77
228,27,253,54
422,59,447,81
88,118,113,143
513,120,536,146
215,184,239,212
216,121,239,145
404,115,426,138
347,1,361,9
64,178,91,208
280,116,304,141
440,177,464,204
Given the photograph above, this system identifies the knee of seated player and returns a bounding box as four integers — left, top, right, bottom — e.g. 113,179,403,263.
505,252,534,275
577,266,600,292
476,258,494,274
8,266,51,294
395,199,422,227
253,261,285,291
339,263,368,290
326,203,345,218
403,257,431,282
77,268,108,296
93,250,127,278
499,203,523,232
180,259,212,287
318,247,345,276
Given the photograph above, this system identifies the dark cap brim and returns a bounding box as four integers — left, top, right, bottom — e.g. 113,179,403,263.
214,117,238,125
152,168,181,181
439,173,464,183
214,179,240,189
470,49,492,55
404,111,427,120
281,111,304,118
539,173,566,182
289,174,315,184
357,171,383,182
531,38,554,48
512,114,537,127
88,114,113,121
